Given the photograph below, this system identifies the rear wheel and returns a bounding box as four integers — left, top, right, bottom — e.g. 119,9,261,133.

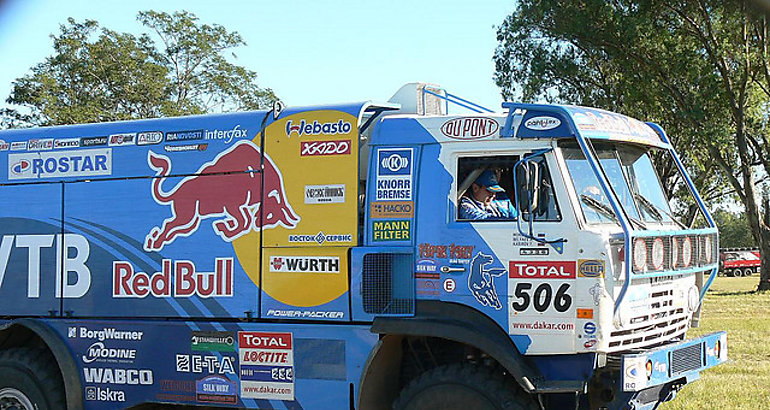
744,268,754,276
393,363,538,410
0,348,65,410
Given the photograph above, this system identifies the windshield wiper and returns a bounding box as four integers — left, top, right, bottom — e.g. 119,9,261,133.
580,194,647,229
633,193,688,229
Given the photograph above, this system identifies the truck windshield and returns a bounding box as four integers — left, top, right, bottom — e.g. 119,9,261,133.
561,142,677,227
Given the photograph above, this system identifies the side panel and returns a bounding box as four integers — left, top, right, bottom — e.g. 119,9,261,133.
260,109,360,321
63,177,258,318
0,184,62,315
41,319,377,409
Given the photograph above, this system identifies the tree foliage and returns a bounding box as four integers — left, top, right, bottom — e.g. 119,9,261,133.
494,0,770,290
3,11,276,127
713,209,755,248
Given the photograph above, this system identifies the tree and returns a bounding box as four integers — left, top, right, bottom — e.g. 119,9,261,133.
713,209,756,248
494,0,770,291
3,11,276,127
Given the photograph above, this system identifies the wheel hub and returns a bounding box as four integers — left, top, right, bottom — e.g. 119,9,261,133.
0,388,35,410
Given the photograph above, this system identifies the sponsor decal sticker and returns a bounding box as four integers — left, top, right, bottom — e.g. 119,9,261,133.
10,141,27,151
370,201,414,218
0,140,9,151
509,261,577,279
196,376,237,404
28,139,53,151
164,143,208,152
83,368,154,385
82,342,137,364
584,339,598,349
69,327,144,341
524,116,561,131
166,130,204,142
191,331,236,352
81,136,108,147
583,322,597,335
137,131,163,145
578,259,605,277
239,332,294,401
204,125,249,144
265,309,344,319
288,232,352,245
8,148,112,180
443,278,456,293
109,133,136,146
269,256,340,273
576,308,594,319
373,219,410,241
416,279,440,296
54,138,80,149
113,258,234,298
304,184,345,204
589,283,603,306
520,247,549,256
376,148,413,201
468,252,506,310
415,258,438,275
300,139,351,156
285,119,352,137
176,354,236,375
440,117,499,139
85,386,125,402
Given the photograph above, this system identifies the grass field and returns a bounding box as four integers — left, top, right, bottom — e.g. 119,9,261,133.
660,276,770,410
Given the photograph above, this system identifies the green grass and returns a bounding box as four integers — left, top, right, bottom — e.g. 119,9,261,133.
660,276,770,410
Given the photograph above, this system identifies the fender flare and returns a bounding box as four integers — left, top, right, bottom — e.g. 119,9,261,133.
0,319,84,410
359,301,541,409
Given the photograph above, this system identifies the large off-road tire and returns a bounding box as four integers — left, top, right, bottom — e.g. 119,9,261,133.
392,363,538,410
0,348,65,410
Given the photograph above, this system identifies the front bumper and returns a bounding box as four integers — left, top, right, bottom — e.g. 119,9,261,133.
620,331,727,392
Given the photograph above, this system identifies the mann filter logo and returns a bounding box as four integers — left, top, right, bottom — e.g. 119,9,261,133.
54,138,80,149
578,259,605,278
304,184,345,204
376,148,413,201
28,139,54,150
300,139,351,156
8,149,112,180
109,133,136,146
137,131,163,145
285,119,352,137
191,331,236,352
373,219,410,241
524,116,562,131
269,256,340,273
441,117,499,139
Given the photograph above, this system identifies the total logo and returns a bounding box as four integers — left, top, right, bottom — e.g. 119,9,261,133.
285,119,352,137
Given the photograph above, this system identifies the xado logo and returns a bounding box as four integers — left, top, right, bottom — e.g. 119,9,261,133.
285,119,352,137
381,154,409,172
300,140,351,156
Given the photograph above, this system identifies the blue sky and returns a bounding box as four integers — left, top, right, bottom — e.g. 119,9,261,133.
0,0,513,112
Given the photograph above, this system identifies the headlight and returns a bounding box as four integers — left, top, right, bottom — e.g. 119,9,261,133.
688,286,700,312
682,237,693,267
652,238,665,270
633,238,647,271
704,236,712,263
671,237,679,269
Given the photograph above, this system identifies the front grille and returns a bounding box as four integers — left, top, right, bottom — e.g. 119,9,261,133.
362,253,414,315
608,282,689,351
671,343,703,375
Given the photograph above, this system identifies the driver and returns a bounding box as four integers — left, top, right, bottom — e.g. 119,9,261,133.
459,170,517,220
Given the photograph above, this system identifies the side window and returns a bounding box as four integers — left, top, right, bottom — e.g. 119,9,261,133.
456,155,561,222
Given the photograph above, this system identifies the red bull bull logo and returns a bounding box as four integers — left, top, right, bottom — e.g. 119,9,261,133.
144,140,300,252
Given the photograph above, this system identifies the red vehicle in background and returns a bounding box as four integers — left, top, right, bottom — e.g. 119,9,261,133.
720,248,761,277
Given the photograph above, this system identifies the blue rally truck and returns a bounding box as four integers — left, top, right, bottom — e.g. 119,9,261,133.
0,83,726,409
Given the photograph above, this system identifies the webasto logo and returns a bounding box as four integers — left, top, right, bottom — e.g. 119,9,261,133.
285,119,352,137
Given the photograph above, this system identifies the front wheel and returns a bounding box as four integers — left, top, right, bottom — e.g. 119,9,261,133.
0,348,65,410
392,363,538,410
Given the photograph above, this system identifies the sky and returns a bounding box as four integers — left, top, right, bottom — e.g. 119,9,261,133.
0,0,513,113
